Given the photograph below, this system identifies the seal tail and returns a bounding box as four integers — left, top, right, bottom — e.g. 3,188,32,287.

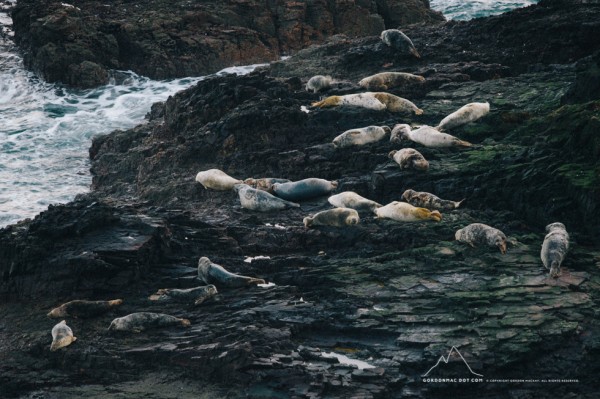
285,200,301,209
311,96,340,108
303,217,313,228
550,261,561,278
109,299,124,307
180,318,191,327
148,294,162,301
429,210,442,222
456,139,472,147
414,108,424,116
247,278,266,286
454,198,466,209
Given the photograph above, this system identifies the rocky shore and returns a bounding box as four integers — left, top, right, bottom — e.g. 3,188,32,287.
2,0,600,398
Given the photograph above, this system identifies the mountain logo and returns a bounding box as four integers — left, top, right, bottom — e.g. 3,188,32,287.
422,346,483,377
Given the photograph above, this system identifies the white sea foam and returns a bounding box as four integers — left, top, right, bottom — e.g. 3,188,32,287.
430,0,539,20
321,352,376,370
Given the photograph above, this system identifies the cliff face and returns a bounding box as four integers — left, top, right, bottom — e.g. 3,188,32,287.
11,0,443,88
2,1,600,398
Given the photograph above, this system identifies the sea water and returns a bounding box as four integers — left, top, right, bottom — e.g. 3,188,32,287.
430,0,540,20
0,1,539,228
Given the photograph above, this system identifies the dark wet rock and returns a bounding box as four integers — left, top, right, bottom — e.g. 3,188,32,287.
2,1,600,398
11,0,443,87
562,50,600,104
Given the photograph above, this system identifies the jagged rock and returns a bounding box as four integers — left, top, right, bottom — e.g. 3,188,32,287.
11,0,443,87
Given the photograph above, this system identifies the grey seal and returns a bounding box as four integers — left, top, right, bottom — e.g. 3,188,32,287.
234,183,300,211
333,125,391,148
303,208,360,228
389,148,429,171
195,169,242,190
541,222,569,278
437,102,490,132
358,72,425,91
375,201,442,222
48,299,123,319
198,256,265,287
401,189,464,211
109,312,190,332
380,29,420,58
149,285,218,305
328,191,382,212
455,223,507,254
306,75,333,93
50,320,77,351
272,178,338,201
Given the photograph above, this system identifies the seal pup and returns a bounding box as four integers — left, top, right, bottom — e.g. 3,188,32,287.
243,177,291,193
50,320,76,351
375,201,441,222
391,124,472,148
195,169,242,190
328,191,382,212
303,208,360,228
234,184,300,212
358,72,425,91
48,299,123,319
389,148,429,171
455,223,507,254
401,189,464,211
198,256,265,287
380,29,420,58
333,125,391,148
540,222,570,278
437,102,490,132
108,312,190,332
312,92,423,115
306,75,332,93
149,285,218,306
272,178,338,201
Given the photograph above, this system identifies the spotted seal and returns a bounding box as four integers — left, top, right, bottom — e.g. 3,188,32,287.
243,177,291,193
48,299,123,319
198,256,265,287
50,320,76,351
401,189,465,211
303,208,360,228
375,201,442,222
389,148,429,171
541,222,569,278
306,75,333,93
109,312,190,332
149,285,218,305
358,72,425,91
195,169,242,190
380,29,420,58
328,191,382,212
455,223,507,254
333,125,391,148
437,102,490,132
272,178,338,201
312,92,423,115
391,124,472,148
234,184,300,211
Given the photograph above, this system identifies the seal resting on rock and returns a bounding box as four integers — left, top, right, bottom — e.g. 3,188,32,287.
272,178,338,201
389,148,429,171
195,169,242,190
541,222,570,278
380,29,420,58
391,124,472,148
306,75,332,93
109,312,190,332
48,299,123,319
328,191,382,212
149,285,218,305
303,208,360,228
401,189,465,211
198,256,265,287
333,125,391,147
312,92,423,115
358,72,425,91
375,201,441,222
50,320,76,351
455,223,507,254
234,184,300,211
437,102,490,132
243,177,291,193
